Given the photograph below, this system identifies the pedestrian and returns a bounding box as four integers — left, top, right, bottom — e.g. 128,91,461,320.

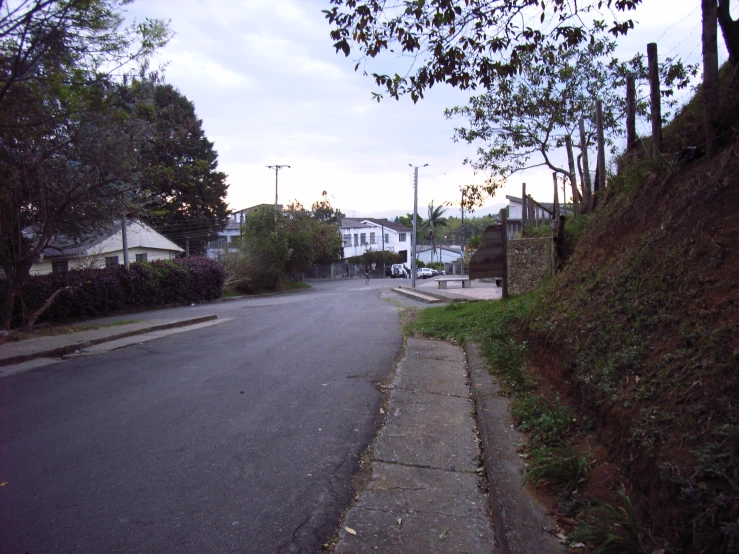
365,265,370,284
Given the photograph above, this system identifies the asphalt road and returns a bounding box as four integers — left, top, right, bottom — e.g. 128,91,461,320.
0,279,410,553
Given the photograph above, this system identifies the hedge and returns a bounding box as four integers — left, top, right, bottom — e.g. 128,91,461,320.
0,257,225,328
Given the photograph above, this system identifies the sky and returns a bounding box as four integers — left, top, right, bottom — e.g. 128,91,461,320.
126,0,727,220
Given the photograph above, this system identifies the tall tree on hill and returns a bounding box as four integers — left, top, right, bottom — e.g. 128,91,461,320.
135,82,229,253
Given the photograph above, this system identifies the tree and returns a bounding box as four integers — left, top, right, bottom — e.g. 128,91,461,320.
311,190,344,225
447,36,643,207
240,206,290,289
324,0,643,102
421,202,447,263
0,1,169,329
135,81,230,253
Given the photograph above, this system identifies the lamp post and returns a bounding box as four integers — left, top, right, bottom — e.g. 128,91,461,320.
266,164,290,211
409,163,428,289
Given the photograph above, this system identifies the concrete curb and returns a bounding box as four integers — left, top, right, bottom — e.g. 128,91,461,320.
465,342,563,554
0,315,218,367
392,286,443,304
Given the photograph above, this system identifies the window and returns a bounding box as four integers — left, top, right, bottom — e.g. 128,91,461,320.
52,260,68,274
398,233,407,242
360,233,366,245
354,234,358,246
135,253,148,262
343,234,351,247
385,233,389,244
369,232,375,244
105,256,119,268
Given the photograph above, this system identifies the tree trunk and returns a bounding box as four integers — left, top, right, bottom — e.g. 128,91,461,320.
565,134,579,218
24,286,72,332
718,0,739,65
704,0,721,155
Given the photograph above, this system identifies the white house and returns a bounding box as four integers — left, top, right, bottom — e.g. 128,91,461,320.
205,204,282,259
506,195,558,238
31,220,184,275
415,245,463,265
340,218,412,262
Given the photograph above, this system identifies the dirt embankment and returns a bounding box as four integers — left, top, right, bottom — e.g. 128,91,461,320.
522,102,739,550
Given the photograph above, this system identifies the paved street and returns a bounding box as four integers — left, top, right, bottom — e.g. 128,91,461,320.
0,279,408,553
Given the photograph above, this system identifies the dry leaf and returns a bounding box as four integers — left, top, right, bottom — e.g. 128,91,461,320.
396,518,402,527
0,482,7,487
345,526,356,536
380,408,385,414
635,376,641,384
439,530,449,540
476,466,485,473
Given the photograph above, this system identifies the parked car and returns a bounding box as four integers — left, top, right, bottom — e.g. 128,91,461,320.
430,269,440,277
390,264,408,278
417,267,434,279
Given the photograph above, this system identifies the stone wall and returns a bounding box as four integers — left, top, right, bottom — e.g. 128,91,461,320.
507,237,553,295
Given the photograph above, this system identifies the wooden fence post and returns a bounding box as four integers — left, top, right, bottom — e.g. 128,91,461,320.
647,42,663,156
702,0,720,156
552,171,560,230
626,74,637,150
565,134,579,218
501,209,509,299
579,119,592,212
596,99,606,198
522,182,527,229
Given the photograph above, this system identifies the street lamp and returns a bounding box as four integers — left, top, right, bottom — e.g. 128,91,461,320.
408,163,428,289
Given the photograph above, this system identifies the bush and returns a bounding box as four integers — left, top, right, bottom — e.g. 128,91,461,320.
0,257,225,328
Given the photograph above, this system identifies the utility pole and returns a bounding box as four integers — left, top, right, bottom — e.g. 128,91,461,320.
409,163,428,289
266,164,290,211
119,192,129,269
381,220,385,278
460,188,465,275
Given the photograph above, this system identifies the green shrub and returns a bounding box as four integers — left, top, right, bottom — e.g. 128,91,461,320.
523,445,592,491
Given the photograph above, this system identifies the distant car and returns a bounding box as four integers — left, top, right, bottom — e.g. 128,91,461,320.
417,268,434,279
390,264,408,278
430,269,440,277
438,269,446,275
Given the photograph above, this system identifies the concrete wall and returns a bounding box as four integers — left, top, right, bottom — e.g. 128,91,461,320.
506,237,553,295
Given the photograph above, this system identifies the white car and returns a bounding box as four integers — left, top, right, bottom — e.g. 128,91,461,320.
417,268,434,279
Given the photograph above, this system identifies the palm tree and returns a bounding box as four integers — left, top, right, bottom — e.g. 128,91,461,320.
422,201,448,264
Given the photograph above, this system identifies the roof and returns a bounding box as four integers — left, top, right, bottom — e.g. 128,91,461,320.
42,220,183,259
339,218,412,233
415,245,463,254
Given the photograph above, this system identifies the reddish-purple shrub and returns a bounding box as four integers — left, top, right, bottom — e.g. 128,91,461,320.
0,257,225,328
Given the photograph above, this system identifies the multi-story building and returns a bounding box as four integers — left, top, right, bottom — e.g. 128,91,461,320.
340,218,412,263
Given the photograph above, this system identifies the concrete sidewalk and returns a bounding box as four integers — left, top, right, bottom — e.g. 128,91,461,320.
394,277,503,303
0,315,219,370
334,338,494,553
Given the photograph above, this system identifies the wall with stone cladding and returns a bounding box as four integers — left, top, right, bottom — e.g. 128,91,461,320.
507,237,553,295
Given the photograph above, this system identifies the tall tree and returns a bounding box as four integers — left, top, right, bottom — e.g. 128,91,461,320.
0,1,169,329
421,202,447,263
324,0,643,102
135,81,230,253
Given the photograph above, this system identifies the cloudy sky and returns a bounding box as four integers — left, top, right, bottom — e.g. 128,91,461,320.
126,0,725,219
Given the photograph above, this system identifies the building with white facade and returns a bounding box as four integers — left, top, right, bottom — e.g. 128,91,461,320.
340,218,412,262
506,195,559,238
415,245,463,265
205,204,282,259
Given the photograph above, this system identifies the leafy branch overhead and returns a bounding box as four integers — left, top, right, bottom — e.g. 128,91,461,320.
324,0,644,102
